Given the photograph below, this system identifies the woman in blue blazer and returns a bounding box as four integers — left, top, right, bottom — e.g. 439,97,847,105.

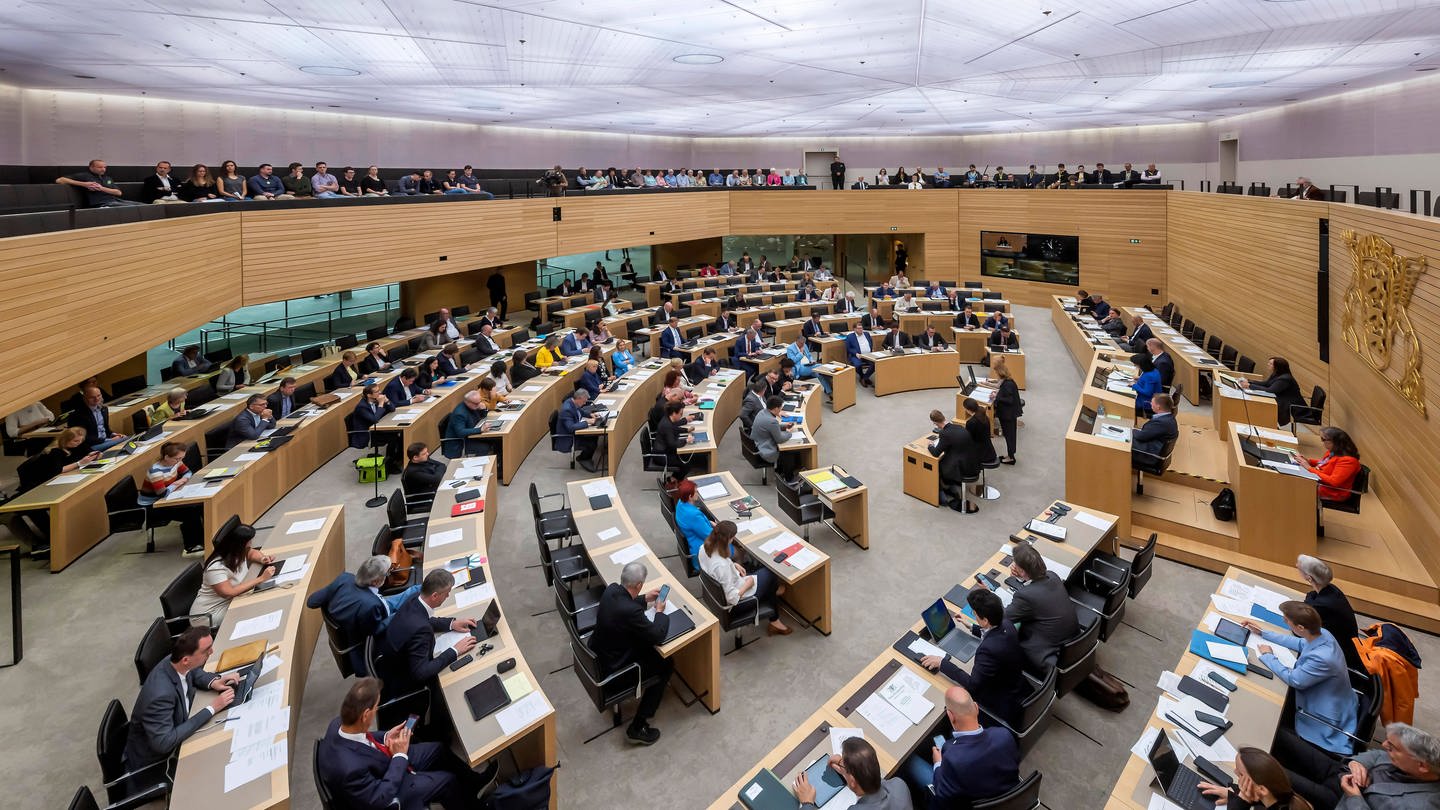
673,480,713,565
1131,353,1164,417
1244,601,1358,759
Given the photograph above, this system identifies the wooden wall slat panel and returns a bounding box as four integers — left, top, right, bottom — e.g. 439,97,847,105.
555,194,730,256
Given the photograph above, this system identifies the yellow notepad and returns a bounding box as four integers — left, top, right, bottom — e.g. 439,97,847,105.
502,672,533,701
805,470,836,484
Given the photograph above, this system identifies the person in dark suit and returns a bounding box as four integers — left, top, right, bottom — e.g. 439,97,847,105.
860,307,887,332
992,359,1022,464
383,368,428,407
684,349,719,384
377,569,479,703
902,684,1021,805
651,301,677,326
982,310,1010,331
478,307,504,332
989,325,1019,351
589,562,674,744
1297,554,1363,671
914,324,948,351
658,316,685,359
1127,315,1154,353
800,313,827,341
556,387,600,469
350,384,400,471
954,304,982,330
329,351,362,390
962,397,999,468
307,555,422,675
929,409,980,513
656,401,693,479
837,291,862,314
843,323,876,388
712,308,737,334
265,377,305,419
1146,338,1175,389
1117,163,1141,185
316,677,490,810
141,161,181,203
560,329,591,358
1240,356,1305,427
357,342,390,375
67,384,128,452
1132,392,1179,463
171,346,213,377
734,326,764,359
738,378,768,434
436,344,466,378
443,392,493,457
125,626,236,772
471,324,502,357
509,349,541,385
227,394,276,448
1006,542,1080,673
401,443,446,510
881,327,911,351
919,588,1028,728
1093,163,1112,184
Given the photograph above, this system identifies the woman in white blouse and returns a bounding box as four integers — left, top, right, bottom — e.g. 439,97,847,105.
191,524,275,627
214,355,249,394
698,521,791,636
488,359,512,396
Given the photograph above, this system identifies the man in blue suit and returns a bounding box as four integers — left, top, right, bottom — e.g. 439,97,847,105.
1127,315,1154,353
1146,338,1175,388
786,334,832,396
443,391,491,457
382,368,428,406
377,569,478,704
316,677,491,810
559,329,591,358
918,588,1029,728
903,684,1021,807
844,321,876,388
658,316,685,359
733,325,764,361
307,556,421,675
556,388,600,469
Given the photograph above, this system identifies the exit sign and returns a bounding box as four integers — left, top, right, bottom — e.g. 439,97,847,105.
1129,239,1142,244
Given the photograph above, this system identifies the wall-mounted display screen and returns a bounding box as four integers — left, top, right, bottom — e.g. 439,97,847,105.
980,231,1079,286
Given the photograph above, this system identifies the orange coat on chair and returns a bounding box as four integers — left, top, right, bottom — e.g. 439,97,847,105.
1357,623,1420,725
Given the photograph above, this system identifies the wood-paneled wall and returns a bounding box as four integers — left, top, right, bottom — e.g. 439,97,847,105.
1166,194,1327,386
956,191,1168,308
399,260,538,326
556,194,731,257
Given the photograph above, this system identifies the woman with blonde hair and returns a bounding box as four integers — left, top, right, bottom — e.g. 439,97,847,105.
992,356,1021,464
179,164,220,202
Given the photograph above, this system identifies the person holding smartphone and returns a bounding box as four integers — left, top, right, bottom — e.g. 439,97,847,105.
901,685,1020,805
589,561,674,745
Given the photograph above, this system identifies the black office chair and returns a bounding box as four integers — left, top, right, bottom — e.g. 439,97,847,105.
990,666,1058,760
971,770,1043,810
1055,618,1102,699
386,489,427,546
1220,345,1239,370
1205,335,1223,359
104,476,156,553
1297,669,1384,755
775,477,832,540
1180,319,1196,338
210,513,242,552
133,617,171,685
739,431,773,485
313,740,338,810
1190,325,1206,347
1290,386,1326,436
666,505,700,578
203,424,231,462
1320,464,1370,517
553,560,604,638
335,334,359,350
566,619,666,744
159,561,213,635
111,375,146,397
300,346,324,363
1168,310,1183,329
367,325,390,341
159,366,178,382
1237,355,1257,373
363,637,432,731
452,305,470,318
548,409,581,470
529,483,581,585
321,607,362,678
96,699,173,809
67,786,101,810
129,410,150,435
205,347,233,364
698,567,775,654
638,424,674,482
1159,302,1174,319
1067,559,1131,642
1085,533,1157,600
1132,436,1177,495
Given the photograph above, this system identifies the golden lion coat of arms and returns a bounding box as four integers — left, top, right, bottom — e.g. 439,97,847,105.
1340,230,1427,416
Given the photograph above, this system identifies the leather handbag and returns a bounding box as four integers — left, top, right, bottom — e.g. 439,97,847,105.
386,538,415,588
1210,488,1236,521
489,765,556,810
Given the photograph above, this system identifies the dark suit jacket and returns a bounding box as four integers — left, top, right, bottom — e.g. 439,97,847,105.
315,717,437,810
656,417,690,469
989,330,1019,349
1152,351,1175,388
266,390,304,419
933,726,1022,806
437,354,463,377
954,312,982,329
658,326,684,357
307,573,389,675
511,363,540,385
734,332,764,357
931,422,979,485
349,400,395,448
994,379,1022,421
1128,322,1154,353
329,364,360,391
938,620,1027,728
712,315,736,334
125,662,220,769
801,319,826,339
402,458,447,508
472,334,501,357
358,354,387,375
379,597,455,699
141,174,179,203
914,331,948,350
966,414,999,466
228,409,276,447
738,391,766,432
1132,412,1177,458
860,313,886,331
589,582,669,674
1006,573,1080,672
1094,169,1113,184
1251,373,1304,426
66,403,112,450
382,378,423,406
1307,584,1362,669
982,313,1010,330
881,330,911,350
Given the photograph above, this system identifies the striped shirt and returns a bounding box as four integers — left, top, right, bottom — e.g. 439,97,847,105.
139,460,191,505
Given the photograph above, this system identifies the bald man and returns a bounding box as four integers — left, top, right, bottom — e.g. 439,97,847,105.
1146,337,1175,389
903,686,1020,805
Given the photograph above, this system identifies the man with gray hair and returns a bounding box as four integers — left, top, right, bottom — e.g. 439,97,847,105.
378,569,478,704
227,393,275,447
1297,554,1363,670
1284,722,1440,808
589,561,673,745
307,555,422,675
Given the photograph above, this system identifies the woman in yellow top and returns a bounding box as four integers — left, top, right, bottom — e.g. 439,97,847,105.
477,377,507,410
534,335,561,368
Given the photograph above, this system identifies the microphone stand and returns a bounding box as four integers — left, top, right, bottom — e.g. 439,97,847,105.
365,421,388,508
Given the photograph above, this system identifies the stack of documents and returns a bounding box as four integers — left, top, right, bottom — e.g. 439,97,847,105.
855,669,935,742
223,680,289,793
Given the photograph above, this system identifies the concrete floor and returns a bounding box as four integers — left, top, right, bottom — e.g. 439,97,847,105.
4,297,1438,810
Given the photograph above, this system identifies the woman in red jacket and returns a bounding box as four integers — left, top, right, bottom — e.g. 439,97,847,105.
1302,427,1361,501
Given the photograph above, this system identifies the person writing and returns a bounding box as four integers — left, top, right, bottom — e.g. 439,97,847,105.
794,737,911,810
1294,427,1361,503
699,520,791,636
1238,356,1305,426
1199,747,1314,810
125,627,238,774
918,588,1027,726
1242,601,1357,761
377,569,479,703
191,523,275,625
151,388,189,422
902,685,1020,806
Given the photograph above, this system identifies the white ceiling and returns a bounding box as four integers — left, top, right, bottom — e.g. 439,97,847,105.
3,0,1440,136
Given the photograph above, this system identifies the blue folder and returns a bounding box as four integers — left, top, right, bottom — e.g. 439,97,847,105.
1250,603,1287,626
1188,629,1249,674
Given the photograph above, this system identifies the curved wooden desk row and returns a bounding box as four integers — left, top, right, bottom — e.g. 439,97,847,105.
1106,568,1300,809
170,505,345,809
421,457,560,806
640,277,804,307
1051,295,1132,370
875,296,1013,321
710,503,1119,809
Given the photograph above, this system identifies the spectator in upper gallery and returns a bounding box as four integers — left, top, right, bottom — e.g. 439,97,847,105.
767,168,783,186
441,169,467,194
417,170,443,195
177,163,220,202
932,166,951,187
963,164,982,187
1117,163,1141,185
1094,162,1112,184
1022,165,1043,188
396,170,422,195
337,166,363,196
312,161,341,197
216,160,248,201
248,163,289,199
708,168,724,186
1286,176,1324,201
281,162,313,198
876,168,890,185
1143,163,1164,183
142,160,181,203
726,170,741,187
360,166,389,196
993,166,1013,186
57,159,144,207
540,164,569,196
1048,163,1070,189
629,167,645,187
589,169,610,189
575,166,593,188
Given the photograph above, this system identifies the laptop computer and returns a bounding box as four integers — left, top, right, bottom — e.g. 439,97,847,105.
470,600,503,641
920,599,980,661
1239,437,1291,465
1147,731,1216,810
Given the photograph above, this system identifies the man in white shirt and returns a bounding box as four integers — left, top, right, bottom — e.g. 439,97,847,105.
5,400,54,452
311,161,341,197
895,292,919,313
435,307,461,341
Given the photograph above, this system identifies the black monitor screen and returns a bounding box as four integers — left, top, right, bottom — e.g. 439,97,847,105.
980,231,1079,286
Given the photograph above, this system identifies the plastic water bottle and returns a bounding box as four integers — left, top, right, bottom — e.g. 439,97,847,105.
1097,403,1107,420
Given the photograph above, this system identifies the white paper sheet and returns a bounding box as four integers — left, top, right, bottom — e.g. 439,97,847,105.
597,527,622,542
223,738,287,793
738,516,778,535
697,481,729,500
759,536,789,554
907,637,946,659
171,483,223,499
235,452,266,462
1156,671,1183,697
581,480,618,499
46,474,87,485
229,610,283,641
428,528,466,549
433,631,468,657
855,693,909,743
1209,594,1250,616
258,653,282,678
1205,641,1248,665
609,543,647,566
1072,511,1112,531
272,554,308,585
1130,726,1161,760
229,706,289,752
785,547,822,572
1250,587,1291,615
879,675,934,725
286,518,326,535
496,691,551,735
830,727,865,755
455,582,496,609
1200,611,1223,633
1147,793,1185,810
1248,636,1297,668
1218,580,1255,603
225,680,283,723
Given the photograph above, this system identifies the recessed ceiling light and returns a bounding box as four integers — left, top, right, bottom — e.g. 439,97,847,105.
672,54,723,65
1209,80,1266,88
299,65,361,76
896,108,926,114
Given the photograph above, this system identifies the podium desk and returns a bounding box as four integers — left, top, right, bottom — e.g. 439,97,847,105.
949,327,992,364
1082,357,1141,421
817,363,856,412
801,466,870,550
863,347,960,396
1213,381,1279,442
901,433,942,507
1063,399,1136,541
954,383,1001,438
1228,433,1317,564
986,346,1026,389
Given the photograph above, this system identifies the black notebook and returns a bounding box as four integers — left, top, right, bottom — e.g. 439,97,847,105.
660,608,696,643
463,674,512,721
588,493,612,511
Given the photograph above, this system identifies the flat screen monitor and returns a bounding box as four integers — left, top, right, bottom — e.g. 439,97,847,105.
980,231,1079,287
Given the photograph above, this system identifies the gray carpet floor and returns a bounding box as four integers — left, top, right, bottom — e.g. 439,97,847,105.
4,298,1437,810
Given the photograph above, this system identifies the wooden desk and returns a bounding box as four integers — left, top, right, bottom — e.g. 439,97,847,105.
817,363,856,413
633,315,714,356
679,331,740,364
707,709,851,810
1227,432,1316,564
862,347,960,397
693,470,833,634
536,292,592,322
949,327,993,364
1213,381,1279,441
736,346,788,380
481,352,592,485
774,382,822,475
1080,356,1141,420
556,299,630,329
566,477,722,712
1063,398,1136,541
800,466,870,550
1106,567,1299,809
987,347,1026,389
1052,296,1132,370
901,433,942,507
1127,308,1229,406
424,460,558,808
579,357,670,477
678,369,748,474
597,309,652,341
169,506,344,810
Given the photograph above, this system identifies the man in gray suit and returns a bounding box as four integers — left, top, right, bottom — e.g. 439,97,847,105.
126,626,237,771
227,394,276,447
738,377,768,434
1004,542,1079,673
749,395,797,480
794,737,912,809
